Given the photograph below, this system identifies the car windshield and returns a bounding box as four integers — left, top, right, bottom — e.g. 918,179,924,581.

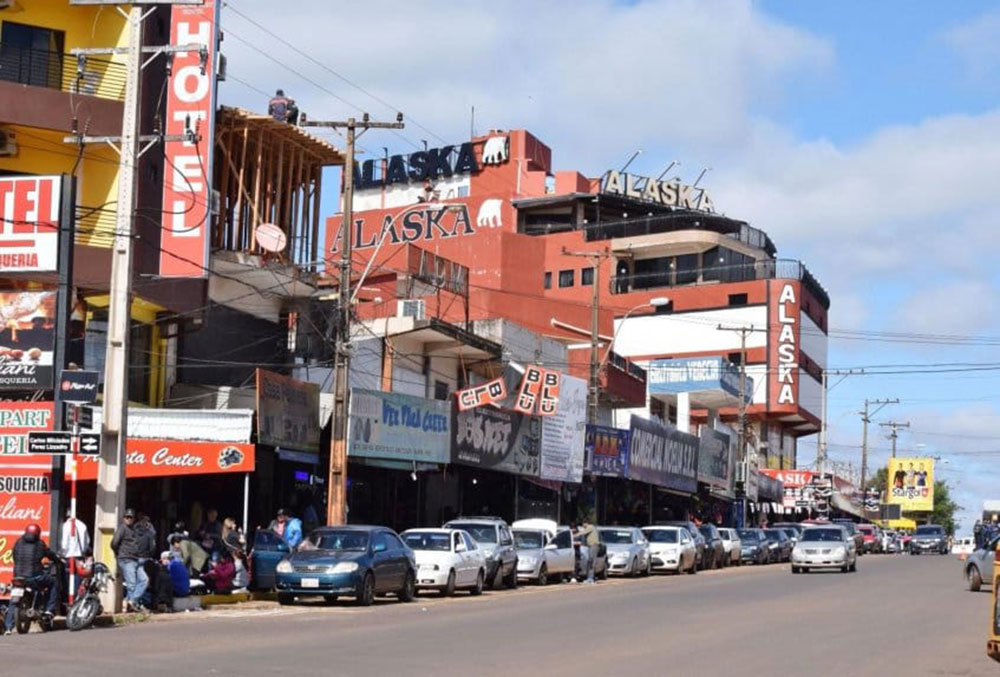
310,530,368,551
858,526,874,534
915,526,944,536
644,529,679,544
764,530,783,540
801,529,844,542
600,529,635,544
513,530,545,549
450,524,497,544
402,532,450,552
739,530,759,541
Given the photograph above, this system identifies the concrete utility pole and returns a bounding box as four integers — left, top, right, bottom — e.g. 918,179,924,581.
303,114,404,526
815,368,864,476
859,398,897,500
562,247,612,425
881,420,911,458
718,324,753,528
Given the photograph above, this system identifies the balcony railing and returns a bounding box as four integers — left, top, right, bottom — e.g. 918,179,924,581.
0,45,127,101
607,351,646,382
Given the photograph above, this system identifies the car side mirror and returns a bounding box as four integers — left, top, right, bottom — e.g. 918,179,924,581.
544,543,557,551
373,542,387,553
455,543,467,553
276,542,290,554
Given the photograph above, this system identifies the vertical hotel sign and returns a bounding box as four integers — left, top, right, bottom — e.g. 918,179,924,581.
768,282,800,408
160,0,220,277
0,175,61,273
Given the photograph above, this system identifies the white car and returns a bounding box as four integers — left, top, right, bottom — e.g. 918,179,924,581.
599,527,652,577
791,526,858,574
511,519,575,585
401,528,487,595
718,528,743,566
952,536,975,558
642,526,697,574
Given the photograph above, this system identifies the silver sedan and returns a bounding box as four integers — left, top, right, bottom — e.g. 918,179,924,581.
599,527,651,577
791,526,858,574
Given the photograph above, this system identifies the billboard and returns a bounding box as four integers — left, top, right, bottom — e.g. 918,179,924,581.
585,425,630,478
0,291,56,391
888,457,934,511
256,369,321,452
159,0,220,277
768,281,801,409
348,389,451,464
0,175,62,273
452,406,540,477
539,374,586,483
626,415,698,494
647,357,742,399
698,427,732,491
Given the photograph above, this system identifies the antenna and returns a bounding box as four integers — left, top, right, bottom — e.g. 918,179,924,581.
620,149,642,173
470,105,475,140
693,167,712,188
657,161,679,181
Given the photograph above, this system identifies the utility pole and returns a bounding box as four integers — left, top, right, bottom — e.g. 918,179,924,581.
303,114,404,526
65,0,211,613
816,368,864,476
718,324,753,528
562,247,612,424
881,420,911,458
859,398,897,503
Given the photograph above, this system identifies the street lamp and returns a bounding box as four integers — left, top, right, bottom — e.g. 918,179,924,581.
599,297,669,367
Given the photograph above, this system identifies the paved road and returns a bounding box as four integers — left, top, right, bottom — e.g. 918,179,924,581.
1,554,993,676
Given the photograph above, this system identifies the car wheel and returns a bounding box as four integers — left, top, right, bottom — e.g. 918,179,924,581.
850,561,857,573
470,569,484,596
644,558,652,577
791,566,800,574
841,565,849,573
277,593,295,606
355,572,375,607
968,566,983,592
505,562,518,589
538,565,548,586
444,570,456,597
687,559,697,575
398,571,416,603
598,563,608,580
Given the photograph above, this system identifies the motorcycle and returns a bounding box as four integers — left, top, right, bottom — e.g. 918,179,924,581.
66,561,113,631
7,575,56,634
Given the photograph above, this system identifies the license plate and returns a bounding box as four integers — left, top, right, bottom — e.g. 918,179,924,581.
9,587,23,601
300,578,320,589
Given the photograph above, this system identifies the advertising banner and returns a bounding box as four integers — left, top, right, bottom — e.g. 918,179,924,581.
539,374,586,483
888,457,935,511
768,281,801,409
0,175,62,273
626,415,698,494
456,377,506,412
647,357,742,399
585,425,630,478
348,389,451,464
698,427,732,491
159,0,220,277
0,291,56,390
76,439,254,480
514,365,544,416
452,406,540,477
256,368,321,453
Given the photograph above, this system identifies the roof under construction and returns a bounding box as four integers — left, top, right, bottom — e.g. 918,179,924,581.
217,106,345,166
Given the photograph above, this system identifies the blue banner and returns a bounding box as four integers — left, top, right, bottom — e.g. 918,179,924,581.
348,389,451,464
627,415,699,494
585,425,630,478
647,357,743,398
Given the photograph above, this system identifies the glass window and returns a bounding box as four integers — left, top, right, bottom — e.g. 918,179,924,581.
403,532,451,552
543,272,552,289
581,267,594,286
800,529,845,543
702,246,721,282
434,380,449,401
312,530,369,551
499,527,513,546
643,529,679,544
599,529,635,544
513,530,545,550
728,293,748,306
675,253,698,285
449,524,498,544
254,530,284,550
633,257,671,290
552,530,572,549
462,534,478,551
558,269,574,288
0,22,66,90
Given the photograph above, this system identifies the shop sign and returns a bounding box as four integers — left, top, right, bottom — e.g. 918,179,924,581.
626,415,698,494
348,389,451,464
58,370,99,404
0,480,51,586
760,469,813,488
159,0,220,277
769,282,800,407
539,374,586,483
585,425,630,478
0,291,56,391
698,428,731,490
456,377,506,412
0,402,55,460
757,472,784,502
75,439,254,480
256,369,321,453
647,357,743,399
452,405,540,477
601,170,715,213
514,365,561,417
0,175,61,272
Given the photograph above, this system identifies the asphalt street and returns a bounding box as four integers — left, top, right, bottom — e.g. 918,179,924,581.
1,554,992,676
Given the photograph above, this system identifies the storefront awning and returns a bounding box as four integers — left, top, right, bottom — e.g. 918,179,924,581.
75,439,254,480
83,407,254,443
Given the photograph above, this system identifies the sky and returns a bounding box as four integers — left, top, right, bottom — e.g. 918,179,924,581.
216,0,1000,533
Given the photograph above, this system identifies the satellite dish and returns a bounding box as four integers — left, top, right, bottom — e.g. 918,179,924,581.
255,223,287,253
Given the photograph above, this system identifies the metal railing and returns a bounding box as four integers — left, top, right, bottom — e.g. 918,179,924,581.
607,351,646,382
580,212,773,253
0,45,127,101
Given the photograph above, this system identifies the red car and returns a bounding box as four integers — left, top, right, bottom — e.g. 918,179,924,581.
857,524,881,554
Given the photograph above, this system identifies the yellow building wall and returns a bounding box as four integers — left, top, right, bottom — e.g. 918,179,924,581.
0,1,129,54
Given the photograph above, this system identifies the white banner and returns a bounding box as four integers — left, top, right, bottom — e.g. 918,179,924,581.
539,374,587,483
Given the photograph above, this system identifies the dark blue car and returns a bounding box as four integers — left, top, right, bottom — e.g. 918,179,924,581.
250,529,291,590
275,525,417,606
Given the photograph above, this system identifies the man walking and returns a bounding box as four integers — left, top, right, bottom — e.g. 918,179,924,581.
576,518,599,584
111,509,148,611
3,524,59,635
269,508,303,549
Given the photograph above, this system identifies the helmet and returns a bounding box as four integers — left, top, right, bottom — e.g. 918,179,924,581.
24,523,41,542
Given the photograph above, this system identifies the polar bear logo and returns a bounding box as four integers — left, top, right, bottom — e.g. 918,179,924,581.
481,135,509,165
476,199,503,229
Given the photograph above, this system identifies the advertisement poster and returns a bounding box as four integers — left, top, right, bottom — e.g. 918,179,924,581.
585,425,630,478
698,427,732,491
75,440,254,480
0,175,62,273
539,374,586,483
256,368,321,452
627,415,699,494
452,405,540,477
456,377,506,411
0,291,56,391
888,457,934,511
349,389,451,464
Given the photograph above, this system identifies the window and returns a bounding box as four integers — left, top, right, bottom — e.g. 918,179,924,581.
386,533,405,551
543,272,552,289
558,269,574,288
434,380,449,401
728,352,743,365
499,527,513,546
702,246,722,282
728,293,748,306
0,22,65,90
581,267,594,286
453,533,463,551
552,530,572,549
675,253,698,285
462,534,478,551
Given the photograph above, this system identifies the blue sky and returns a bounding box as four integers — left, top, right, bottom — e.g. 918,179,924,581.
218,0,1000,532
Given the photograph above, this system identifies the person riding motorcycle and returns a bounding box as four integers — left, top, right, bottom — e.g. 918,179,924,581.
3,524,60,635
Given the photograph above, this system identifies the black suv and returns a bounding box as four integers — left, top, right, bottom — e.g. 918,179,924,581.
444,517,519,588
698,524,726,569
909,524,949,555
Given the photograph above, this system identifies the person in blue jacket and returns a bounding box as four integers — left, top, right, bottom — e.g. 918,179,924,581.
269,508,303,549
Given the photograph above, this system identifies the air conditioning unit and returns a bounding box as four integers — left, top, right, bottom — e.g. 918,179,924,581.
734,460,747,483
397,299,425,320
0,129,17,157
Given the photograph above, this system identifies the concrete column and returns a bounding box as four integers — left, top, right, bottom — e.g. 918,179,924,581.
677,392,691,433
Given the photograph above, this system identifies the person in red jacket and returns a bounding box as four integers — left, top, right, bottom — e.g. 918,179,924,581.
202,552,236,594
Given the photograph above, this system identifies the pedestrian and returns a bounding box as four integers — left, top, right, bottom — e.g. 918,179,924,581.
170,534,209,577
163,550,190,599
576,518,599,584
3,524,59,635
166,520,188,546
150,552,176,613
203,552,236,594
60,508,90,600
268,88,291,122
269,508,303,549
197,508,223,554
221,517,246,556
111,508,149,612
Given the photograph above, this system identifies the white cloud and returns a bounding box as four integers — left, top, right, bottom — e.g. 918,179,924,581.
892,280,999,337
943,8,1000,84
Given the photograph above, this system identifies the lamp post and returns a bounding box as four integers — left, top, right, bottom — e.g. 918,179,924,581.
599,297,670,368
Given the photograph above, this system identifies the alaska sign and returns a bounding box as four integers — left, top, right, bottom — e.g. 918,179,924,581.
354,142,480,190
602,170,715,213
331,203,483,253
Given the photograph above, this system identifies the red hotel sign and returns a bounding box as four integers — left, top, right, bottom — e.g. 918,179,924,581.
76,439,255,480
159,0,220,278
0,175,61,272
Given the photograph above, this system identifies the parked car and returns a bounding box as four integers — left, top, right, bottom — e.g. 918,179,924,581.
833,520,864,555
275,526,416,606
953,536,976,558
444,517,519,588
249,528,291,590
642,526,697,574
779,528,800,548
738,529,771,565
511,519,575,585
909,524,949,555
965,534,1000,592
718,528,743,566
772,522,804,540
599,527,651,577
884,530,903,554
401,528,486,596
763,528,793,562
857,524,881,554
664,521,707,569
791,525,857,574
698,524,726,569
